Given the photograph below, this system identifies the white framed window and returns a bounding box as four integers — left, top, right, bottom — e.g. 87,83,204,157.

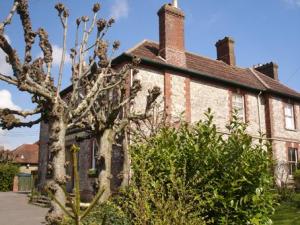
232,93,245,122
288,148,298,175
284,104,295,130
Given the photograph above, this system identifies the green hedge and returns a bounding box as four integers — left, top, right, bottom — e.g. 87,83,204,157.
0,163,19,191
118,111,277,225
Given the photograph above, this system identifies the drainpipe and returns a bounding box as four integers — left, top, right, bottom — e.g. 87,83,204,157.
257,91,262,135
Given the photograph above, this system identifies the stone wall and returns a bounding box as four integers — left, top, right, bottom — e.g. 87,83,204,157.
190,79,267,137
269,96,300,184
190,80,229,132
133,67,165,112
271,97,300,141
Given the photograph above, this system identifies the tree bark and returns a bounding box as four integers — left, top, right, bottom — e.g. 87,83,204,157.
37,121,49,192
121,133,131,188
97,128,115,202
46,114,67,223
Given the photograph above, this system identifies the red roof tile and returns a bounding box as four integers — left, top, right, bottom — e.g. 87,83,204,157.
128,40,300,99
12,143,39,164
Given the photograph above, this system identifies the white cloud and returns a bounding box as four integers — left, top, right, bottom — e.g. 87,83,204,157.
283,0,300,7
110,0,129,20
38,44,71,66
52,45,71,66
0,89,21,110
0,89,22,150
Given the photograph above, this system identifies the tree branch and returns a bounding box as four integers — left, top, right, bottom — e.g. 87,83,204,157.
0,73,18,86
16,0,36,64
0,107,42,118
0,35,22,77
24,73,53,100
57,15,68,96
0,114,42,130
70,73,124,120
0,1,19,33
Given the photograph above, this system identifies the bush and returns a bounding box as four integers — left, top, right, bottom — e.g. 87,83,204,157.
0,163,19,191
118,111,276,225
61,202,130,225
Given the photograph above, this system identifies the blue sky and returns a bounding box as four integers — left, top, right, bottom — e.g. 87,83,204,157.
0,0,299,149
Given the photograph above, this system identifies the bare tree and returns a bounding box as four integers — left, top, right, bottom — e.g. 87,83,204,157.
0,1,154,223
76,72,162,201
0,149,15,163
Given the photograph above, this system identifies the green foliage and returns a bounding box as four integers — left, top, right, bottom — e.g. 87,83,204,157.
61,202,130,225
0,163,19,191
293,169,300,179
271,192,300,225
118,110,276,225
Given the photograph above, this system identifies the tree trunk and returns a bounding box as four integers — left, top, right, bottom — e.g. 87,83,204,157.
46,115,67,224
97,128,115,202
121,132,131,188
37,121,49,192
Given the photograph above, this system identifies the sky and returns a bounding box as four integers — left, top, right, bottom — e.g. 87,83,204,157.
0,0,299,149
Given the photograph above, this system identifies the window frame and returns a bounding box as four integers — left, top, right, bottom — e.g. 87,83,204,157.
284,103,296,130
288,147,298,176
232,92,246,122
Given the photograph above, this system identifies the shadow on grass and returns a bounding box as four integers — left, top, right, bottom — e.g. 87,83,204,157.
272,192,300,225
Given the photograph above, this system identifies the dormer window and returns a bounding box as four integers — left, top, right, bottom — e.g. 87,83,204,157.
284,103,295,130
232,93,245,122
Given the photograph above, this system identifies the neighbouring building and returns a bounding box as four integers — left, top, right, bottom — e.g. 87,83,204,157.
38,1,300,198
12,142,39,192
13,142,39,174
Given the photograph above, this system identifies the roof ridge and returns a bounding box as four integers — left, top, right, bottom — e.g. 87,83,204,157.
249,68,270,90
126,39,154,54
138,40,251,72
253,68,300,94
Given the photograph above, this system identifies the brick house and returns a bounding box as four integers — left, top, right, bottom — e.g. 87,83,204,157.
12,142,39,192
13,142,39,174
38,2,300,198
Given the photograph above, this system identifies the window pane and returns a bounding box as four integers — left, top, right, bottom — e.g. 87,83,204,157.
285,117,295,130
232,94,245,121
288,148,297,162
284,105,293,117
288,148,298,175
285,104,295,129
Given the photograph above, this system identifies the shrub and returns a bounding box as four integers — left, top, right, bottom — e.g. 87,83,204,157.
0,163,19,191
118,111,276,225
61,202,130,225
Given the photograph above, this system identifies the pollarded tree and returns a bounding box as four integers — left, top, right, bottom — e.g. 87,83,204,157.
0,1,158,223
80,72,161,201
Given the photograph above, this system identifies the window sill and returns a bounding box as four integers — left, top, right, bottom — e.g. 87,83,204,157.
285,128,297,132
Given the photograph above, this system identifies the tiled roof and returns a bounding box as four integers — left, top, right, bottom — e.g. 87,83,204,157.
12,143,39,164
127,40,300,99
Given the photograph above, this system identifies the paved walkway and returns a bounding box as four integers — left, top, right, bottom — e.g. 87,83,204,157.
0,192,48,225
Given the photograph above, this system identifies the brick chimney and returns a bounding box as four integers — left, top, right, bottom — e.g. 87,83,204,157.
157,3,186,67
215,37,236,66
254,62,279,81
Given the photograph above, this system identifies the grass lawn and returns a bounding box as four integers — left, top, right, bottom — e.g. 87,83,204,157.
272,192,300,225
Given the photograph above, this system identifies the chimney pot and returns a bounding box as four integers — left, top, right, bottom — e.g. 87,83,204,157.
215,37,236,66
254,62,279,80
